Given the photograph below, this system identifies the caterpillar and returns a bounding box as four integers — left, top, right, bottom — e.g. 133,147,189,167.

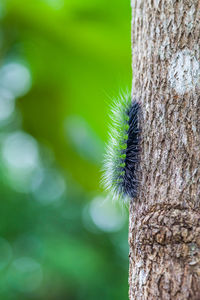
102,93,141,202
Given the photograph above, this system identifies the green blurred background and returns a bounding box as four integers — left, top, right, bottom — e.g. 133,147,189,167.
0,0,131,299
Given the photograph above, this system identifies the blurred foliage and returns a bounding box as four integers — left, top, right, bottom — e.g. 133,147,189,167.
0,0,131,299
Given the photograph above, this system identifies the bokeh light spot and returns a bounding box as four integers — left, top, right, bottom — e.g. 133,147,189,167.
43,0,64,10
0,88,15,122
0,62,31,97
9,257,43,293
2,131,39,171
31,168,66,204
89,196,126,232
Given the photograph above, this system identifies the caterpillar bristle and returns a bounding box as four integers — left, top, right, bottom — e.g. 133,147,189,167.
102,93,141,202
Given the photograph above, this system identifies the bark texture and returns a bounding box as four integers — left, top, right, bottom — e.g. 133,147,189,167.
129,1,200,299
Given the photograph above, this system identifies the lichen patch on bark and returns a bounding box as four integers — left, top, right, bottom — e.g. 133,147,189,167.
168,49,200,95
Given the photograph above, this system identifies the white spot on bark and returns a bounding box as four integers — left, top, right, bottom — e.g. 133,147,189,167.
159,37,171,60
168,49,200,95
136,260,143,268
192,124,196,133
182,132,187,145
132,260,148,289
175,168,183,191
139,269,147,288
185,5,195,31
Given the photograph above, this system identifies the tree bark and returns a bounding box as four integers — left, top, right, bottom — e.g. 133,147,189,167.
129,1,200,299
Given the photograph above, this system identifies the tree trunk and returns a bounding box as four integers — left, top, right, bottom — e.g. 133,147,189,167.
129,1,200,299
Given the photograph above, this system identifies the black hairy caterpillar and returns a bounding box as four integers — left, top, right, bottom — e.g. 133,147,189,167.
102,92,141,202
